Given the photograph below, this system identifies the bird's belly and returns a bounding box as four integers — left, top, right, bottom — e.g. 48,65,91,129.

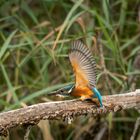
71,87,93,98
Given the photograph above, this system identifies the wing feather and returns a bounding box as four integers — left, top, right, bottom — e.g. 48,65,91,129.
69,40,97,87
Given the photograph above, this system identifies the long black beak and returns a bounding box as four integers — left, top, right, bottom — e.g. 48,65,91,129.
47,91,59,96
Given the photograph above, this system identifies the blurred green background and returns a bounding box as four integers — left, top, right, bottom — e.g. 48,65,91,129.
0,0,140,140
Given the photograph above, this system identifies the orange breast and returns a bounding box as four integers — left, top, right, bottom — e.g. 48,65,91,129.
71,86,93,98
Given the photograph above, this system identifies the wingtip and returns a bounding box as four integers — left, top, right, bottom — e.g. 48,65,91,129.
71,40,85,49
69,39,97,87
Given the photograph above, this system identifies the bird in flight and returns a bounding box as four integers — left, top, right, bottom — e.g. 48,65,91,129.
50,40,103,107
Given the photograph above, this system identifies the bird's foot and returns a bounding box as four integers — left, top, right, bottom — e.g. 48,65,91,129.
90,98,101,107
80,97,101,107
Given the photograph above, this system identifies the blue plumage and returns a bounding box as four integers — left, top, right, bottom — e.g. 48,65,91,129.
92,87,103,107
63,84,74,91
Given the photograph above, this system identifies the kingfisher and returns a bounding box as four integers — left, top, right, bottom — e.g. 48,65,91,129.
50,40,103,107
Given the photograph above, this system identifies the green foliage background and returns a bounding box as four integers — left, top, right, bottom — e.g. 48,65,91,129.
0,0,140,140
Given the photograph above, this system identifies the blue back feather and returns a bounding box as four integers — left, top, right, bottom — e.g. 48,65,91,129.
64,84,74,91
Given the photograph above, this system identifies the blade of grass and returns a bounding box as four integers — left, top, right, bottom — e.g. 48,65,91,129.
0,63,19,102
0,99,10,106
119,1,127,34
52,0,84,50
21,1,38,24
18,38,71,68
6,82,73,110
65,11,85,34
102,0,110,24
108,71,123,86
121,34,140,51
0,86,22,98
0,30,17,61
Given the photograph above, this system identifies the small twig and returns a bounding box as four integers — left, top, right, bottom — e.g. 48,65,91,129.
24,125,32,140
130,117,140,140
0,89,140,136
94,122,108,140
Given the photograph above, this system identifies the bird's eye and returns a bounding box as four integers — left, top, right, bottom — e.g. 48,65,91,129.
60,89,64,93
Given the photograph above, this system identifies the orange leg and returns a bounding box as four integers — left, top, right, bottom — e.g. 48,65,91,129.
90,98,100,107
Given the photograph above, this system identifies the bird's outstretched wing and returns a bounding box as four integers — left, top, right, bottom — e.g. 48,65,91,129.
69,40,97,88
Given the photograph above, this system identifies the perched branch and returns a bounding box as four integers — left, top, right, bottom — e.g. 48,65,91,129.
0,89,140,136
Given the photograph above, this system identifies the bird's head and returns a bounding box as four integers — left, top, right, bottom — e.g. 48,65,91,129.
48,84,74,97
56,88,71,97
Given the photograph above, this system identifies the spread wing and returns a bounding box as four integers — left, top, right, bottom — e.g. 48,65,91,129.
69,40,97,88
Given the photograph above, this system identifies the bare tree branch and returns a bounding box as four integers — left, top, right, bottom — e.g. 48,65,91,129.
0,89,140,136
